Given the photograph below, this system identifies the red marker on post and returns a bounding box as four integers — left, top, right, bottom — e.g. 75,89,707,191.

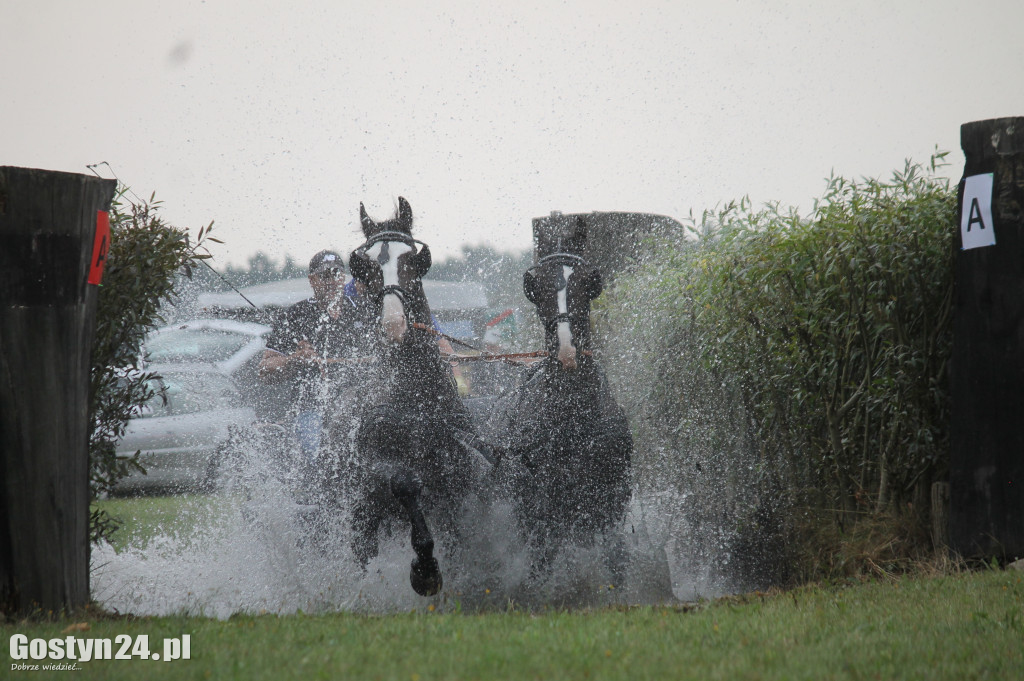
88,210,110,285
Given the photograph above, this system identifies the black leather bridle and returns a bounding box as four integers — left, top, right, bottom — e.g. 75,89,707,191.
353,232,428,304
535,252,588,336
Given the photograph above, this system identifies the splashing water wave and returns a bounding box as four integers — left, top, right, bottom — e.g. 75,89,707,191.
91,428,730,617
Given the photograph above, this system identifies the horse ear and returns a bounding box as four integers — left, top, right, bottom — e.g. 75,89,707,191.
412,243,431,277
583,267,603,300
523,268,539,305
397,197,413,231
360,202,375,237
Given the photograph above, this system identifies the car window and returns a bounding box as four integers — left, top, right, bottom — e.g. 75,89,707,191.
134,377,169,418
160,372,240,415
145,328,252,363
436,319,475,340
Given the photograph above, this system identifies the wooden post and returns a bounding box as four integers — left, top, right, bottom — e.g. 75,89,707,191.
949,117,1024,560
530,211,684,352
931,481,950,557
530,211,684,284
0,167,116,614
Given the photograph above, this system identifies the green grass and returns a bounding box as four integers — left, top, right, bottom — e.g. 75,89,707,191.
4,569,1019,679
2,570,1021,680
5,495,1019,679
96,494,230,552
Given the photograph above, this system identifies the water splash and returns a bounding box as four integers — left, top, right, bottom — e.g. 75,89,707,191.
90,431,699,617
93,243,771,617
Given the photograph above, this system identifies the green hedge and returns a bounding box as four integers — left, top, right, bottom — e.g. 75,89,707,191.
600,154,956,581
88,189,218,542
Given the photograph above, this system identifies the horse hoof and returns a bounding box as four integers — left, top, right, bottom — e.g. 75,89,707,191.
410,557,443,596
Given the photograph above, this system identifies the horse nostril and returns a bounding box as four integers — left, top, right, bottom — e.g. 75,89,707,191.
384,318,407,343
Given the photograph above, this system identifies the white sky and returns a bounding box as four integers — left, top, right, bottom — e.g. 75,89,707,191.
3,0,1023,268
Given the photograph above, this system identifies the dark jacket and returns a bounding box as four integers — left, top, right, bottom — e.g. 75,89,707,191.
263,296,375,417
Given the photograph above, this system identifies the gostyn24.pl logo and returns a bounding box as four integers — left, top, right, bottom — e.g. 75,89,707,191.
10,633,191,668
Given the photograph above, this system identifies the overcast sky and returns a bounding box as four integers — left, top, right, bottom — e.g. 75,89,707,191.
4,0,1023,268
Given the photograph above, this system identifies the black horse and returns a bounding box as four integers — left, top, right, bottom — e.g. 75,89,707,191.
486,220,633,584
338,197,491,596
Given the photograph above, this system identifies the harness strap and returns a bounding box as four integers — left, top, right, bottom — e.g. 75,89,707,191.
537,253,586,266
356,232,428,252
362,231,420,246
544,312,574,335
379,284,409,304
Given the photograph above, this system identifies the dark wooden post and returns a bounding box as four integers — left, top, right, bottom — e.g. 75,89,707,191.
0,167,116,614
949,117,1024,560
530,210,684,284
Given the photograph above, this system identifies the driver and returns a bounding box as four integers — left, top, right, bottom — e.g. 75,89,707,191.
258,249,373,458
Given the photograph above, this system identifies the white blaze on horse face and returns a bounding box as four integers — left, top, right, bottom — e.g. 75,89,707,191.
366,240,414,344
556,264,578,370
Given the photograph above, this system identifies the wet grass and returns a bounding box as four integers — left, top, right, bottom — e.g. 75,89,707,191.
3,569,1021,680
12,495,1016,678
95,494,228,552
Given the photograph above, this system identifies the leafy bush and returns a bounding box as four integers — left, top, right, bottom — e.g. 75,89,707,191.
88,188,218,542
601,153,956,583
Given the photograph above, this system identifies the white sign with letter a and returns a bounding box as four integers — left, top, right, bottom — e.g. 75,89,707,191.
960,173,996,250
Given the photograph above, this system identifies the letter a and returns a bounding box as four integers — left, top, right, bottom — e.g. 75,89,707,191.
961,173,996,250
967,198,986,232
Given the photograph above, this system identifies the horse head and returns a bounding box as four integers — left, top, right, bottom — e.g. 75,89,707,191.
348,197,434,346
523,239,603,371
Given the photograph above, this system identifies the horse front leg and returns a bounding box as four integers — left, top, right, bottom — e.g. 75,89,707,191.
351,490,383,571
390,470,443,596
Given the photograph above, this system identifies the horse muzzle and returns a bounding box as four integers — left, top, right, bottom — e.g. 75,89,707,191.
557,343,579,371
555,318,579,370
381,292,408,344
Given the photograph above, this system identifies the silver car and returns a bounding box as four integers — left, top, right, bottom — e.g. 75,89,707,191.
143,318,271,379
114,363,255,493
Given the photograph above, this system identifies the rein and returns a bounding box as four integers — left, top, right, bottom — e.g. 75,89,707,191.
442,351,551,366
440,349,593,367
410,321,593,366
410,321,482,352
409,321,558,366
281,327,592,369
